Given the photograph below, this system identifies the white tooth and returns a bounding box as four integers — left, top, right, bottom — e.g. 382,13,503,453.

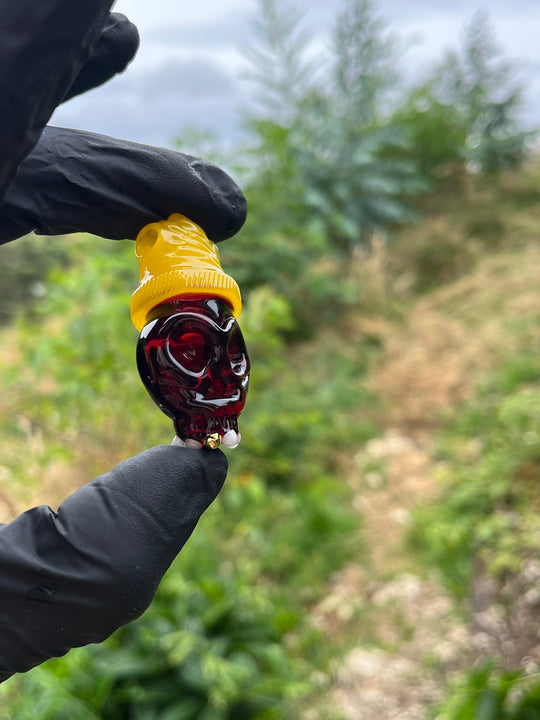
185,439,203,449
172,436,186,447
222,430,241,449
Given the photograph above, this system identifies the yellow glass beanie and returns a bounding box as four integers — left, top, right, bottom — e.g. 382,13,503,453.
130,213,242,332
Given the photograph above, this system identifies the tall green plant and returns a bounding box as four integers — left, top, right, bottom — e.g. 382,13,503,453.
391,86,468,182
332,0,400,127
240,0,425,278
431,10,532,172
242,0,315,126
292,0,424,249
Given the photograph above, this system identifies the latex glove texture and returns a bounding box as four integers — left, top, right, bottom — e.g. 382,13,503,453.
0,126,247,244
0,446,227,682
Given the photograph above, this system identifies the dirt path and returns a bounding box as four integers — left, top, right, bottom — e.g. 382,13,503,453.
313,244,540,719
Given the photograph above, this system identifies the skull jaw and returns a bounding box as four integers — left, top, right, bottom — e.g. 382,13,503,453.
172,403,243,444
143,381,247,444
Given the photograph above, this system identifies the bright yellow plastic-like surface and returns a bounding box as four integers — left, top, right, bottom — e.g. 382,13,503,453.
130,213,242,332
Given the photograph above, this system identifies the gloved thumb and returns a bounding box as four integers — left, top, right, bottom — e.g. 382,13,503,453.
0,446,227,680
63,13,140,102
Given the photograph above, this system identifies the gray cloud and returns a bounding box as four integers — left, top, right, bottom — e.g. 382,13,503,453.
51,57,242,148
135,59,236,99
143,14,250,48
51,0,540,151
378,0,540,22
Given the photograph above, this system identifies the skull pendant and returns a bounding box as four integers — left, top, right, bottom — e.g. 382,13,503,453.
136,296,250,448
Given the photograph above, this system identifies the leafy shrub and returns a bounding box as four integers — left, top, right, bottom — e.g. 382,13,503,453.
0,232,367,718
0,234,70,326
1,456,359,719
432,660,540,720
1,549,308,720
393,222,476,294
409,353,540,597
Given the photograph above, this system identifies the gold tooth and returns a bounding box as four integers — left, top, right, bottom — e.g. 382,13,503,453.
204,433,221,450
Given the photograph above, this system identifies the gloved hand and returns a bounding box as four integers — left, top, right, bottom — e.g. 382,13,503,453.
0,447,227,682
0,125,246,244
0,0,245,682
0,2,246,243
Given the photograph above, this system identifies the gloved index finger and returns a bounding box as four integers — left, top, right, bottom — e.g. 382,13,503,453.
0,127,248,245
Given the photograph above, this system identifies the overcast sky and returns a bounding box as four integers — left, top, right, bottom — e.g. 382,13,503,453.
52,0,540,151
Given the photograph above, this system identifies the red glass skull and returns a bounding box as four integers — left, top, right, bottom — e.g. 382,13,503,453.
136,295,250,446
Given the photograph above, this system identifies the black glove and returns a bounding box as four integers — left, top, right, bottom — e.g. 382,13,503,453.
0,125,247,244
0,447,227,682
0,0,246,243
0,0,246,681
0,0,118,196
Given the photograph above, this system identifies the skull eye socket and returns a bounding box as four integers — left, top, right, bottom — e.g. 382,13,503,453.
227,329,250,376
169,331,209,374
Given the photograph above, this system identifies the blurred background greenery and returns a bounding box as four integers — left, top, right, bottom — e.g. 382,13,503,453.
0,0,539,718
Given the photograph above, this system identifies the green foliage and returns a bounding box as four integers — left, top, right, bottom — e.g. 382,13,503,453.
243,0,315,124
2,548,307,720
232,1,536,337
392,87,468,181
409,352,540,597
5,236,146,446
388,10,535,186
429,10,533,173
230,283,380,487
0,227,370,717
242,0,425,254
0,234,70,325
332,0,401,126
432,660,540,720
293,115,425,249
233,0,433,333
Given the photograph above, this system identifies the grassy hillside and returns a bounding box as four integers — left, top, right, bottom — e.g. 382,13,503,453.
0,164,539,719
